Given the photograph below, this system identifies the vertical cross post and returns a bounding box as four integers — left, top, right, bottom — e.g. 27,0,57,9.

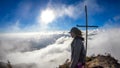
85,5,88,55
76,5,98,67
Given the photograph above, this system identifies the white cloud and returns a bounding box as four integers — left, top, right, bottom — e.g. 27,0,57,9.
36,0,102,29
1,26,120,68
0,32,68,61
44,2,84,20
87,27,120,61
0,32,72,68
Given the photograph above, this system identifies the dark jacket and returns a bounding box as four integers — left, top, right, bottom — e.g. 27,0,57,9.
70,36,86,68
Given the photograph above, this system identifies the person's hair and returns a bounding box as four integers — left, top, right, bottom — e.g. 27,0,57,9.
70,27,83,37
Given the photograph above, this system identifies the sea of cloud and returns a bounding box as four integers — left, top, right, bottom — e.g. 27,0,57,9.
0,31,72,68
0,27,120,68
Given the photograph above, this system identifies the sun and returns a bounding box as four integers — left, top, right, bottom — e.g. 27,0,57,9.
40,9,55,24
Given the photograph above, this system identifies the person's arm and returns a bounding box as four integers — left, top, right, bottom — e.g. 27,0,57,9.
70,40,82,68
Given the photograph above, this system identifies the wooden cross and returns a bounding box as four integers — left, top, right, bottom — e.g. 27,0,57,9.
76,5,98,64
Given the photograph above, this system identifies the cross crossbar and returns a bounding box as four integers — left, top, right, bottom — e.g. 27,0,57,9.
76,25,98,28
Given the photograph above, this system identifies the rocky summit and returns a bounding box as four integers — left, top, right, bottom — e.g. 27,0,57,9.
59,54,120,68
86,54,120,68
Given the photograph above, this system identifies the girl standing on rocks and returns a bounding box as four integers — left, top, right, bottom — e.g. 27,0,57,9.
69,27,86,68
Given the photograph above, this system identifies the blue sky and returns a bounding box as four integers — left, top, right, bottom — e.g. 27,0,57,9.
0,0,120,32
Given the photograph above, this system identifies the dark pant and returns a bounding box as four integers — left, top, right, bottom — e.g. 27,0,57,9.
77,63,84,68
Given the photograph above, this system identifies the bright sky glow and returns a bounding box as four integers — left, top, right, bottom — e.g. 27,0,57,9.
40,9,55,24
